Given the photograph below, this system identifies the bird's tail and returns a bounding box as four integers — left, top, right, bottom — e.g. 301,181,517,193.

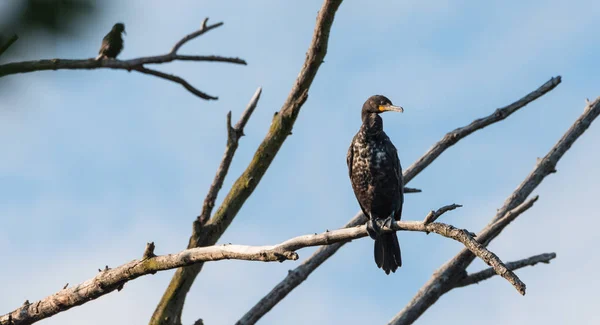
374,232,402,274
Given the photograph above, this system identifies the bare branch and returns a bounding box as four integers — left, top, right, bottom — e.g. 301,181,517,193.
150,1,344,323
237,76,562,325
198,88,262,226
454,253,556,289
131,66,217,100
0,22,245,100
0,34,18,57
170,18,223,54
2,205,527,325
143,242,157,260
403,187,421,194
403,76,561,182
423,204,463,225
478,196,539,246
236,214,366,325
390,96,600,325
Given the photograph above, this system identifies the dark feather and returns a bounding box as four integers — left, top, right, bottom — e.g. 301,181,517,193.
347,95,404,274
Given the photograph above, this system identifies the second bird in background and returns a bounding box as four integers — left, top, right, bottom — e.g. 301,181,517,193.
96,22,126,60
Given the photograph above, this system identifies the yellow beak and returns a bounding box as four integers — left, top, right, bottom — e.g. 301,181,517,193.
379,104,404,113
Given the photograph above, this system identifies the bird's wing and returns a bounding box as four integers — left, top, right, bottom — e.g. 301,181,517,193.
346,136,354,179
98,37,110,55
384,135,404,220
347,135,371,219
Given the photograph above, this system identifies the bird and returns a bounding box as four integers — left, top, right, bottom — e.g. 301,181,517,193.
96,22,126,60
346,95,404,274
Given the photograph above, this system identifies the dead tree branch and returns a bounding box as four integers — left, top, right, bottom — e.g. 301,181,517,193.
389,96,600,325
236,76,562,325
453,253,557,289
150,1,344,324
0,19,245,100
198,87,262,227
1,204,527,325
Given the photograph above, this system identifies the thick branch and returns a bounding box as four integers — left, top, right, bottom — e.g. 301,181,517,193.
150,1,344,324
454,253,556,289
0,20,245,100
0,34,18,57
3,205,526,325
237,76,562,325
390,96,600,325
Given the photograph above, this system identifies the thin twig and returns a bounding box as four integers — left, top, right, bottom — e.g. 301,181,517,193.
170,18,223,54
403,187,421,194
150,2,344,324
0,34,18,57
1,205,522,325
131,66,217,100
423,204,463,225
236,76,562,325
198,87,262,226
0,21,245,100
389,96,600,325
454,253,556,289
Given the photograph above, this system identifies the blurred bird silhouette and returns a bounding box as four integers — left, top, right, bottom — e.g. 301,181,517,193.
96,22,125,60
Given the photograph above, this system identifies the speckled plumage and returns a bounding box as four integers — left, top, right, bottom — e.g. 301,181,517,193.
347,95,404,274
97,23,125,60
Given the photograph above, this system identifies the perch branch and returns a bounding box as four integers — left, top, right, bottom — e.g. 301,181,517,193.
2,204,525,325
150,1,344,324
0,20,245,100
390,96,600,325
236,76,562,325
453,252,556,289
0,34,18,57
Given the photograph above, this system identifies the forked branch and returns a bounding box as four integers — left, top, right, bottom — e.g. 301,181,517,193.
454,252,556,289
0,19,245,100
236,76,562,325
1,204,526,325
390,96,600,325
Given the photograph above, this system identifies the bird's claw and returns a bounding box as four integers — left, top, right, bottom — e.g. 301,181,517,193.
367,217,395,239
366,220,378,239
382,216,394,229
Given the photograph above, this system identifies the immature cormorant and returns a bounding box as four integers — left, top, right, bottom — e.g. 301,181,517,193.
346,95,404,274
96,23,126,60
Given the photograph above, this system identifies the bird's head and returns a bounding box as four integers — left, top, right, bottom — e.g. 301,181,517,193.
113,23,126,35
362,95,403,115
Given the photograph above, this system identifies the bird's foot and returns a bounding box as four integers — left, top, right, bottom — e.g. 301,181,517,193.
367,217,393,239
366,219,378,239
382,216,394,229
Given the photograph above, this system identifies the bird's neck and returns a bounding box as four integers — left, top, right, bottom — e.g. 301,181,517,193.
361,112,383,135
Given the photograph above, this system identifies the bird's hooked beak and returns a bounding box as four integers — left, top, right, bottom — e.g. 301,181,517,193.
378,103,404,113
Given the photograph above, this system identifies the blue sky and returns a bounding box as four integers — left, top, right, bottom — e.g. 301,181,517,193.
1,1,599,324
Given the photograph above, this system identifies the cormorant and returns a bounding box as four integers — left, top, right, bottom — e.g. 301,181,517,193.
96,23,126,60
346,95,404,274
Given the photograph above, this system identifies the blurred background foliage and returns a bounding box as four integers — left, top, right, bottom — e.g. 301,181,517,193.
0,0,101,58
